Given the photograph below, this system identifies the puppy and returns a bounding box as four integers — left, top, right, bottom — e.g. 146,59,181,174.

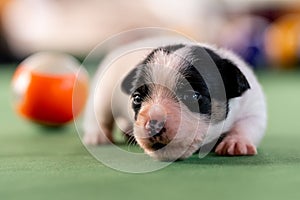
83,43,267,161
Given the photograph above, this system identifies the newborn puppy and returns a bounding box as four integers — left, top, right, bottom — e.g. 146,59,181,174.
83,43,267,161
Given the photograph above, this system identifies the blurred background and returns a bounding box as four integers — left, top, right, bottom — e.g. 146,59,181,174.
1,0,300,70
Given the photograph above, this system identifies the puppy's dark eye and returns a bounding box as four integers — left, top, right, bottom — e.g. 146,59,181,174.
132,93,143,105
180,90,202,102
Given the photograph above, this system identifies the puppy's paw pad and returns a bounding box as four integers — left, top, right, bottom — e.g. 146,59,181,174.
83,133,111,145
215,136,257,156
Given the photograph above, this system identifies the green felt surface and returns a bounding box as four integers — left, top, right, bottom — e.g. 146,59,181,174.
1,65,300,200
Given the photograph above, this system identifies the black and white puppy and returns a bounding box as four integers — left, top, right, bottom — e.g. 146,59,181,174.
83,43,267,161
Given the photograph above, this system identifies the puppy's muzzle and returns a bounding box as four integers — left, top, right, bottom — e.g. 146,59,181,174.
145,104,166,137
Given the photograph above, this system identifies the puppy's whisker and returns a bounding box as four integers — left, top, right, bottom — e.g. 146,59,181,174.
125,128,134,136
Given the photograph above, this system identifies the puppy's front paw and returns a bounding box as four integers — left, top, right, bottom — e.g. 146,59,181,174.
215,135,257,156
83,132,112,145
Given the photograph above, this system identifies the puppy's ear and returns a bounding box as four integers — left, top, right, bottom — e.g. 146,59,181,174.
218,59,250,99
121,66,138,95
203,48,250,99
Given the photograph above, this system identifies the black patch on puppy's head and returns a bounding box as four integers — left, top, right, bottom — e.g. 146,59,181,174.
202,47,251,99
141,44,186,65
175,45,250,118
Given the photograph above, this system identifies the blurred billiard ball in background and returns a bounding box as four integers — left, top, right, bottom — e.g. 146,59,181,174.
11,52,89,126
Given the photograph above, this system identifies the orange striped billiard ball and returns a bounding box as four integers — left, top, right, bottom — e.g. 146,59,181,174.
11,52,89,126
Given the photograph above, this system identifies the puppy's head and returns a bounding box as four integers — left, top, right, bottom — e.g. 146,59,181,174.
122,44,250,161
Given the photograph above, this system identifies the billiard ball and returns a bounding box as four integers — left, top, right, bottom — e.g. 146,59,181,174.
11,52,89,126
264,14,300,68
217,15,270,69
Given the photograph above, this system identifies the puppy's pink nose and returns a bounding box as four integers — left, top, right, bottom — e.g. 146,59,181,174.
145,104,166,137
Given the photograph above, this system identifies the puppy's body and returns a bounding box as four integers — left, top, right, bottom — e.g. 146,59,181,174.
83,43,267,161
